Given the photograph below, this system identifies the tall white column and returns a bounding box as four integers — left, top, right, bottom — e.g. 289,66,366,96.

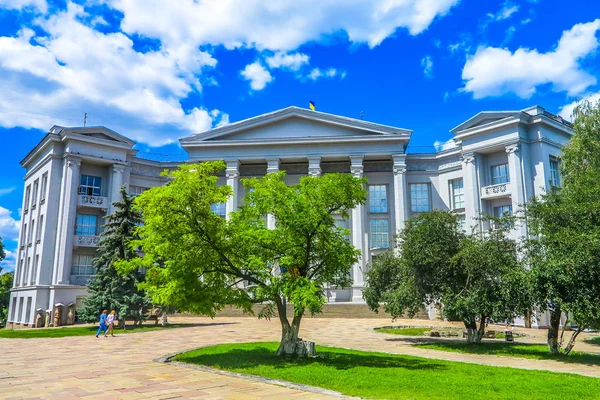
308,157,322,177
54,156,81,285
350,156,366,302
266,158,279,229
392,154,408,237
110,164,126,213
506,144,527,238
225,160,240,220
462,153,481,233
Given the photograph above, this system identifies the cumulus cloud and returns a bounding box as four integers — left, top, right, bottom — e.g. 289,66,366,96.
109,0,460,51
307,68,346,81
462,19,600,99
421,55,433,78
434,138,458,151
0,248,16,272
240,62,273,91
0,206,20,242
0,0,46,12
265,52,310,71
559,93,600,121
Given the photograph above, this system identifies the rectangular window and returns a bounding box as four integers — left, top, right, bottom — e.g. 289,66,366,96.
40,173,48,202
450,179,464,210
75,214,98,236
368,185,388,213
458,214,466,231
32,179,39,207
211,203,226,218
370,219,389,249
16,259,23,287
491,163,510,185
25,257,30,286
410,183,431,213
24,185,31,212
334,218,350,240
21,223,27,246
31,255,39,285
550,158,560,187
72,254,96,276
36,215,43,242
29,220,35,243
79,175,102,196
129,185,147,197
493,205,513,218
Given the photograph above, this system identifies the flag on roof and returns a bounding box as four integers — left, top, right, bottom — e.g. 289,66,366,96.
309,101,316,111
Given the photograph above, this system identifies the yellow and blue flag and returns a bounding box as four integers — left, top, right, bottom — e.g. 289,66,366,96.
309,100,316,111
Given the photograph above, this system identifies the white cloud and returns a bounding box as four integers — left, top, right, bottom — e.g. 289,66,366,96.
488,1,519,21
521,18,532,25
240,62,273,91
265,52,309,71
0,206,20,242
434,138,457,151
108,0,460,51
0,0,46,12
0,249,16,273
462,19,600,99
307,67,346,81
421,55,433,78
559,93,600,121
0,187,16,196
0,3,228,146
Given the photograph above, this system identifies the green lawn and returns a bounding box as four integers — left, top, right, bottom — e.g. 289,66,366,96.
375,327,431,336
0,323,181,338
174,342,600,399
415,341,600,366
586,336,600,345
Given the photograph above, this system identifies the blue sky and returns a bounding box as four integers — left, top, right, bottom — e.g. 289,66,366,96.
1,0,599,271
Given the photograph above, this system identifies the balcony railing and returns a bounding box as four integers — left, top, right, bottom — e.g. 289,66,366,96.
77,194,108,209
481,183,510,199
74,235,101,247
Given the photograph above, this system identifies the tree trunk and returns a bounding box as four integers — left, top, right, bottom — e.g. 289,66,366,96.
547,308,561,354
524,309,532,329
564,328,583,355
274,297,315,357
464,320,482,344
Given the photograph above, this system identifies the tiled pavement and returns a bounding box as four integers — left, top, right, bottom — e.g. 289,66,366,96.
1,316,600,399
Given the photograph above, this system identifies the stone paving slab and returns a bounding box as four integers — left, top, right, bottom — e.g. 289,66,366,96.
1,316,600,399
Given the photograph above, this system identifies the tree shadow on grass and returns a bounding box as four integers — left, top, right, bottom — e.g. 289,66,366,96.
413,341,600,366
180,345,447,372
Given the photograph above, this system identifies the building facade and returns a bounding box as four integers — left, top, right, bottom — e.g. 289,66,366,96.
7,105,572,326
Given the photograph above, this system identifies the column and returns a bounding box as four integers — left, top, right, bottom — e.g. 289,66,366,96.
53,156,81,285
225,160,240,220
392,154,408,236
266,158,279,229
110,164,126,214
350,156,366,302
506,144,527,238
461,153,481,233
307,157,322,177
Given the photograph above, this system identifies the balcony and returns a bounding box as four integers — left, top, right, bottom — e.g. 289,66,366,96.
77,194,108,210
480,183,511,200
74,235,101,247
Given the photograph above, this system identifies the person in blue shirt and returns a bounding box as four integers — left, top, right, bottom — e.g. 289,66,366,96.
95,310,108,338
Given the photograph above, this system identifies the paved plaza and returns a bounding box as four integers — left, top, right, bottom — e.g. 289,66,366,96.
1,316,600,399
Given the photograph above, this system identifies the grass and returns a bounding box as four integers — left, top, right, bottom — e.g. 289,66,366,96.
174,342,600,399
375,327,431,336
586,336,600,345
0,323,182,338
415,341,600,366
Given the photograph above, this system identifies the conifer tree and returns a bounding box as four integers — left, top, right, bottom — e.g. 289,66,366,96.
79,186,150,326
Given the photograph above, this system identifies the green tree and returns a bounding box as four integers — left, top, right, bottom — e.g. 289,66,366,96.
79,186,151,326
0,237,13,324
525,99,600,355
118,161,366,356
365,211,530,343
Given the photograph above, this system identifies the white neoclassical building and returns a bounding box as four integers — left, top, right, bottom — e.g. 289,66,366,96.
7,105,572,326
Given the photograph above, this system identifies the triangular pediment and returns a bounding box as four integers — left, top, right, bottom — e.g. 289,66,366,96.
54,125,136,147
450,111,522,135
180,106,411,144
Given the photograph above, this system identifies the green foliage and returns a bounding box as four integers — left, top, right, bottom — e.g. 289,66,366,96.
118,161,366,352
0,271,13,324
0,323,182,338
0,236,5,262
365,210,531,342
175,342,600,399
79,186,151,323
375,327,431,336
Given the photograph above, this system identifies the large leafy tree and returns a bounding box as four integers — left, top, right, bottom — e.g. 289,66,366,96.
79,186,151,325
525,99,600,354
365,211,530,343
0,236,13,324
118,161,366,356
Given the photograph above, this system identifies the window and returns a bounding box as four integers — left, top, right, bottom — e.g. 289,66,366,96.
368,185,388,213
40,173,48,202
16,259,23,287
211,203,226,218
75,214,98,236
458,214,466,231
334,218,350,240
410,183,431,212
493,205,513,218
129,185,147,197
370,219,389,249
491,163,510,184
550,158,560,187
79,175,102,196
29,220,35,244
450,179,464,210
25,257,30,286
72,254,95,276
24,185,31,212
32,180,39,207
21,223,27,246
31,255,39,285
36,215,43,242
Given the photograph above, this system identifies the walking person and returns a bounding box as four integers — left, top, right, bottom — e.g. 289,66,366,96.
95,310,108,338
104,310,116,337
